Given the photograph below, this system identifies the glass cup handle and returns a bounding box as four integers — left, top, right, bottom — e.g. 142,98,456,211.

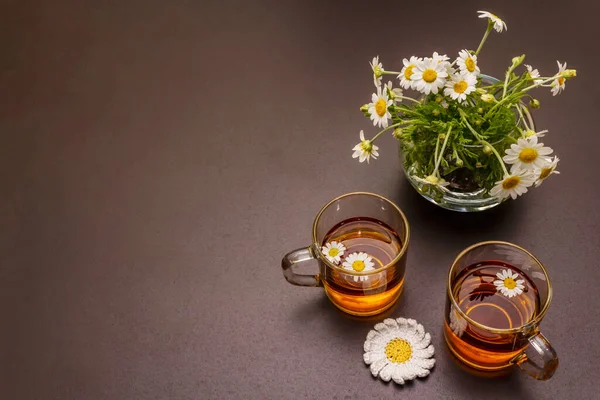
513,332,558,380
282,246,322,287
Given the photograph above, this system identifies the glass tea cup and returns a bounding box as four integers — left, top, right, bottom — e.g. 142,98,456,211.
444,241,558,380
281,192,410,317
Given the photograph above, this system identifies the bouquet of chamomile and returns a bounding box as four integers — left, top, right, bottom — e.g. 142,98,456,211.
353,10,576,201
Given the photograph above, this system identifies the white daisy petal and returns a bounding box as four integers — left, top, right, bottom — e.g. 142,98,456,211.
413,324,425,341
379,364,395,382
366,329,380,341
393,363,416,381
364,350,383,364
413,365,433,378
391,368,406,385
367,336,388,351
413,345,435,359
370,358,388,376
412,333,432,349
374,322,389,334
384,318,398,328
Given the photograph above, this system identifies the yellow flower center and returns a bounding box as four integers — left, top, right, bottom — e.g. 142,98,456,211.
490,13,499,19
539,167,553,180
373,65,383,78
385,338,412,364
328,248,339,257
503,277,517,290
404,65,415,80
453,80,468,94
375,99,387,117
502,176,521,190
352,260,366,272
558,77,565,86
518,148,538,163
465,57,476,72
422,69,438,83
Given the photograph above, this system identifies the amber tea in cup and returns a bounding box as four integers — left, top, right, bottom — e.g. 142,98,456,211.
282,192,410,317
444,241,558,380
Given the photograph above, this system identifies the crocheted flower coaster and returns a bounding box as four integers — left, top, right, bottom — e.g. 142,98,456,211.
363,318,435,385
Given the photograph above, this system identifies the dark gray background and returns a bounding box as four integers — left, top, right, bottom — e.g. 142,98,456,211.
1,0,599,399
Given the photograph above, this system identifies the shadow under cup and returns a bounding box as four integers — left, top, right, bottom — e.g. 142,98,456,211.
444,241,558,380
282,192,410,317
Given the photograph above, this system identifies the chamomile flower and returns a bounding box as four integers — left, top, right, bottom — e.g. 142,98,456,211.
477,10,507,32
431,52,450,64
342,252,375,281
443,73,477,103
370,56,384,87
456,50,480,77
352,130,379,163
321,241,346,264
503,136,553,171
494,269,525,298
411,58,448,95
430,52,451,70
534,156,560,187
384,80,404,104
399,56,422,90
525,64,543,85
363,318,435,385
431,52,453,76
490,169,536,200
551,61,567,96
367,86,393,128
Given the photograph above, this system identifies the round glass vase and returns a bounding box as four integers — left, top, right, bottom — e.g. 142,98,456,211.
398,75,535,212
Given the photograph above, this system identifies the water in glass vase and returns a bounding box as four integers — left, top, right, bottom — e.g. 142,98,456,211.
321,217,405,316
445,261,541,370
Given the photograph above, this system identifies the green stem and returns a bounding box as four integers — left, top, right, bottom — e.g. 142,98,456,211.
514,104,530,131
459,111,484,141
394,106,421,116
382,71,401,75
433,126,453,178
507,78,527,95
475,22,494,57
432,130,441,175
370,122,402,143
401,96,421,104
502,64,518,99
482,140,509,176
459,111,509,175
521,106,534,131
486,75,559,118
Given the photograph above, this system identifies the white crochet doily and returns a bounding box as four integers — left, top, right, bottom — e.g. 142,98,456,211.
363,318,435,385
